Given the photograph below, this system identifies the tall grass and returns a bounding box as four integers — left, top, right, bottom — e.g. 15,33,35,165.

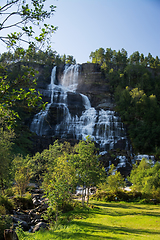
17,201,160,240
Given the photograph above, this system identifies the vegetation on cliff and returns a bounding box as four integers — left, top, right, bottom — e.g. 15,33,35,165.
90,48,160,156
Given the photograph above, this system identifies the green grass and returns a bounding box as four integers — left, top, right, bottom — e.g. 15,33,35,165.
18,201,160,240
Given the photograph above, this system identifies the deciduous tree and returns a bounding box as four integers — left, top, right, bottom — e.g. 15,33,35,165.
0,0,57,126
72,136,104,205
107,164,125,192
43,154,75,223
0,0,57,49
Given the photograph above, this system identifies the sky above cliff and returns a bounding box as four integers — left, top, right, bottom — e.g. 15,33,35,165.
0,0,160,64
52,0,160,63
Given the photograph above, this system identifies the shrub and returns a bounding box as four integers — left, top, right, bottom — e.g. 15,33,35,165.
90,190,151,203
13,194,33,210
60,202,74,213
0,205,6,215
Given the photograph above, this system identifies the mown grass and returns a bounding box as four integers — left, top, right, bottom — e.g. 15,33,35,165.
18,201,160,240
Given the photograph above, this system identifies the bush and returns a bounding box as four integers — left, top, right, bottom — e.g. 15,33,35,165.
60,202,74,213
13,194,33,210
90,190,152,203
127,191,143,202
90,191,108,201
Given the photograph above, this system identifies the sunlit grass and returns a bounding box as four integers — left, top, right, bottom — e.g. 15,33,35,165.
18,201,160,240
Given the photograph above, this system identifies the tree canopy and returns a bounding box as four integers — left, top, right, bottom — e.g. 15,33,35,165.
0,0,57,50
0,0,57,127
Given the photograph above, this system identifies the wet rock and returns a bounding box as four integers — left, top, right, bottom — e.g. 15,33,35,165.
32,222,48,233
11,216,29,231
13,211,30,223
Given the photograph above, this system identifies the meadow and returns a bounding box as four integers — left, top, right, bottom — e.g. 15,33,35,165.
17,201,160,240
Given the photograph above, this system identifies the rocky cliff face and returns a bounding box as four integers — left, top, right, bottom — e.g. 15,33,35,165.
35,63,114,110
77,63,114,109
53,63,114,109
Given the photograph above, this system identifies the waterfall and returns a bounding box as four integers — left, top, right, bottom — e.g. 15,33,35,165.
80,93,91,109
60,64,79,91
48,66,57,103
30,64,128,152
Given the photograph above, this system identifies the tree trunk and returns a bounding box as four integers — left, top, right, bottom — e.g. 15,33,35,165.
87,187,89,205
0,177,5,195
82,186,85,207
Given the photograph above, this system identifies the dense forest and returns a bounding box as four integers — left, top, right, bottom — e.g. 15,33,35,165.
89,48,160,156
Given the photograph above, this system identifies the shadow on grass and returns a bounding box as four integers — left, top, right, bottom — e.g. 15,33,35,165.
92,202,160,217
28,202,160,240
70,220,160,237
51,231,116,240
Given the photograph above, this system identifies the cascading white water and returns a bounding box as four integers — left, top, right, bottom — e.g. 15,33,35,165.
48,66,57,103
30,64,128,152
60,64,79,91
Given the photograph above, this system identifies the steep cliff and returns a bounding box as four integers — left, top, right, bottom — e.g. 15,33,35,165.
77,63,114,109
53,63,114,110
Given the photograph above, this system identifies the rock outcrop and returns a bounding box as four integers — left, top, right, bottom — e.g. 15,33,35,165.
77,63,113,109
9,187,49,233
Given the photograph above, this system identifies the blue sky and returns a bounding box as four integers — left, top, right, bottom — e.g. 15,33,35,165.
0,0,160,64
51,0,160,63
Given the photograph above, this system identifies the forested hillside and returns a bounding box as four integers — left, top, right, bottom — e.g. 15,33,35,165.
1,47,160,157
89,48,160,156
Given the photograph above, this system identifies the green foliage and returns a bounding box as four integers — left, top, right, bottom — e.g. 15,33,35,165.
115,86,160,153
0,0,57,50
107,164,125,192
30,141,76,223
0,0,58,128
13,155,31,197
16,223,27,240
0,125,15,194
91,188,158,203
97,164,125,195
71,136,105,205
89,47,160,155
0,196,13,237
0,63,45,126
0,48,76,67
29,138,104,224
30,140,70,183
129,158,160,199
43,154,75,222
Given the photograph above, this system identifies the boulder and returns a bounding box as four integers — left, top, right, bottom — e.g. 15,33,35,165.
32,222,48,233
11,216,29,231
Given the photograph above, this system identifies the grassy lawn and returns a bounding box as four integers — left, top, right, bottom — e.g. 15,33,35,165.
19,201,160,240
